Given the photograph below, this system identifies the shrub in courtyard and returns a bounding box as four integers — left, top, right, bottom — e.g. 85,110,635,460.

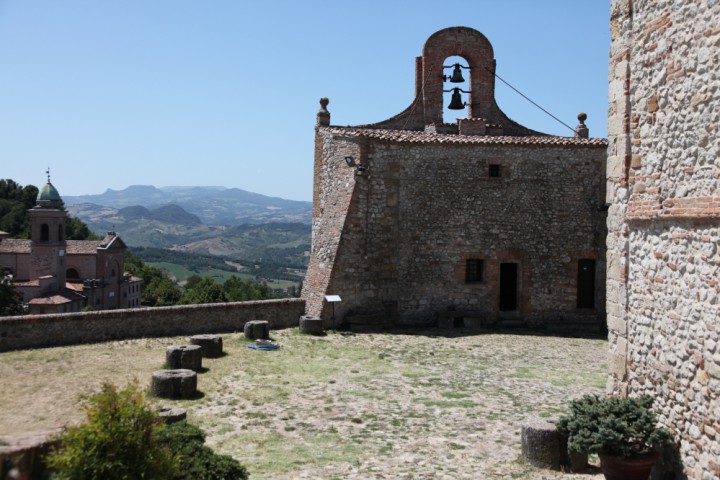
46,380,178,480
157,421,249,480
557,394,673,457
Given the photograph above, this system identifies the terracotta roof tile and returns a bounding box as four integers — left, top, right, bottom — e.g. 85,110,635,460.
28,288,85,305
322,127,608,147
0,239,31,254
65,240,101,254
66,282,85,292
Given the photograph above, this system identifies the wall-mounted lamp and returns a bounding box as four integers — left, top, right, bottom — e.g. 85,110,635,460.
443,63,471,83
344,156,356,167
355,165,367,175
444,87,471,110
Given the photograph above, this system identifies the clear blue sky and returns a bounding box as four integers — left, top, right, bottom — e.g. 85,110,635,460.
0,1,610,201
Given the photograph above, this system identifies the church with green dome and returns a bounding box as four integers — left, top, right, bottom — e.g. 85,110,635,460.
0,176,142,314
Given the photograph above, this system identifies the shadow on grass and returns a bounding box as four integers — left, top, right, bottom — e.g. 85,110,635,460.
334,325,608,341
203,351,229,359
147,389,206,401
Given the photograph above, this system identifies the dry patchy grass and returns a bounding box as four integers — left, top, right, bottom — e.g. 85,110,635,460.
0,328,608,479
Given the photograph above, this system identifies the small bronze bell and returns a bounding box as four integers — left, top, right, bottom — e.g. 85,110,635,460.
448,88,467,110
449,64,465,83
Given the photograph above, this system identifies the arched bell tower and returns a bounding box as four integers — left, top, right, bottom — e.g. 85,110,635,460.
421,27,499,126
29,171,67,288
354,26,544,136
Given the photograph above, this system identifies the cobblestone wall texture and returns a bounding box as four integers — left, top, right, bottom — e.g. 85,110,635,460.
0,299,304,352
607,1,720,478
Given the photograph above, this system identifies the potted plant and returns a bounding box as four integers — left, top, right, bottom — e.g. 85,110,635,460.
557,394,673,480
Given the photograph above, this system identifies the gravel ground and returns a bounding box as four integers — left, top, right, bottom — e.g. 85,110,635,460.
0,327,608,479
192,328,608,479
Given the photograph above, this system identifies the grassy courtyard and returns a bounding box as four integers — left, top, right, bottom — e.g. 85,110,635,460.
0,328,607,479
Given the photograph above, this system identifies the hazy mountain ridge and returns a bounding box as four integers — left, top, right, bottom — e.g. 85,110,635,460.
64,187,312,271
64,185,312,225
117,204,202,225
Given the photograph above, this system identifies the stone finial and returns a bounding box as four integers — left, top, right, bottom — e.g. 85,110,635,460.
574,112,589,138
316,97,330,127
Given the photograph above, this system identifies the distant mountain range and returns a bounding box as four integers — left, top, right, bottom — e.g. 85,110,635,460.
63,185,311,225
63,185,312,266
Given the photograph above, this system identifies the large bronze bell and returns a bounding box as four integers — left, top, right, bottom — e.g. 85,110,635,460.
449,64,465,83
448,88,467,110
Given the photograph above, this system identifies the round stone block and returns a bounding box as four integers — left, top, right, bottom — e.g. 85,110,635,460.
521,417,560,470
244,320,269,340
166,345,203,372
151,369,197,399
299,317,324,335
190,334,223,358
157,406,187,425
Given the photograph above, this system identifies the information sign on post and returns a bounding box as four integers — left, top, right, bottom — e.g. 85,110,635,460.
324,295,342,330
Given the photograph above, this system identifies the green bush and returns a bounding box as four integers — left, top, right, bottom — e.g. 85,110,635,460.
46,381,178,480
157,421,249,480
557,394,673,457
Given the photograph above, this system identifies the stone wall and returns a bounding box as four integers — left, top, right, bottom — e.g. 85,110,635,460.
306,127,607,331
607,0,720,477
0,299,305,352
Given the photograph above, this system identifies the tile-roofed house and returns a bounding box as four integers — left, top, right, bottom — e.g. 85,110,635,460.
302,26,608,332
0,177,141,314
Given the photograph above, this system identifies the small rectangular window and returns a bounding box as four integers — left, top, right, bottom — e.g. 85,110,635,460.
465,259,484,283
577,259,596,308
489,164,500,177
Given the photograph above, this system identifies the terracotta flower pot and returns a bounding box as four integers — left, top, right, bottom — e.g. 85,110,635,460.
599,451,658,480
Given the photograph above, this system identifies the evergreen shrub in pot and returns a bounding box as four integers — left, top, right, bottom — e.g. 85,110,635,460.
557,394,673,480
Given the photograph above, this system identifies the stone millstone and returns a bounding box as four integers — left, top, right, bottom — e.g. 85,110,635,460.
157,407,187,425
299,317,324,335
521,417,561,470
166,345,203,371
244,320,269,340
151,370,197,399
190,334,223,358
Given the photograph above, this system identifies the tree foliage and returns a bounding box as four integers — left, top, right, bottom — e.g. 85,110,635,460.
46,381,179,480
0,274,24,316
124,251,181,306
157,422,248,480
0,179,38,238
178,277,227,305
45,382,248,480
223,275,273,302
65,216,101,240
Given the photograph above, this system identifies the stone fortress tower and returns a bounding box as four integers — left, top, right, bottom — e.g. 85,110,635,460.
606,1,720,477
302,27,608,332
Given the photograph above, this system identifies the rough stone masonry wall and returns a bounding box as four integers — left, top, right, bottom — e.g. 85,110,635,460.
302,129,361,322
314,135,607,329
607,0,720,477
0,299,305,352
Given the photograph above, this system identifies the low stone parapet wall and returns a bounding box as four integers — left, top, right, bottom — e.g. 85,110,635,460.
0,299,305,352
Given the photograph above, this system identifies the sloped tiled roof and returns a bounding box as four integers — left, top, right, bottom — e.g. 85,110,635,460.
0,239,31,254
66,240,102,255
28,288,85,305
66,282,85,292
322,127,608,147
98,234,126,250
0,238,126,254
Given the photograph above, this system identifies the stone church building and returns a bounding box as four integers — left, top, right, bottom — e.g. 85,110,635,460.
606,1,719,477
0,178,141,314
303,27,608,331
